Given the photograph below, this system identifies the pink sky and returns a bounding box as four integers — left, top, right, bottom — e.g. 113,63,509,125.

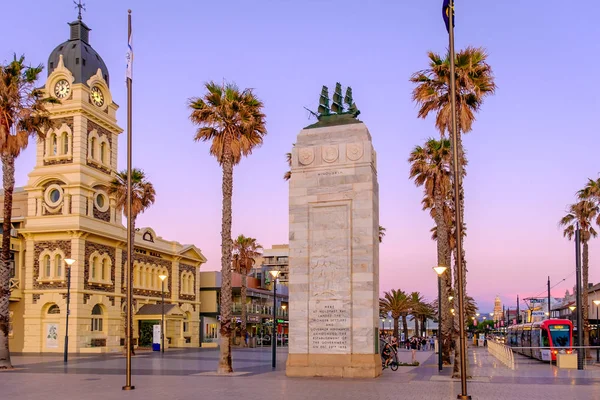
3,0,600,313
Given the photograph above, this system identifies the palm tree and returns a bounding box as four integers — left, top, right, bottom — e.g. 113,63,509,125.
409,292,426,337
409,138,455,362
379,289,411,341
559,200,598,353
411,47,496,377
378,226,386,243
0,55,57,369
109,169,156,353
232,235,262,347
283,152,292,181
189,81,266,373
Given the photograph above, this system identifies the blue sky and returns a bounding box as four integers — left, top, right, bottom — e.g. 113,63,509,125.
2,0,599,312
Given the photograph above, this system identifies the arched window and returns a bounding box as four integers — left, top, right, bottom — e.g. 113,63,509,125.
145,267,150,289
100,142,106,164
189,275,195,295
91,256,98,280
55,254,62,277
44,255,51,277
103,258,110,281
52,134,57,155
90,137,96,159
100,258,106,281
47,304,60,314
91,304,103,331
183,312,190,333
62,132,69,155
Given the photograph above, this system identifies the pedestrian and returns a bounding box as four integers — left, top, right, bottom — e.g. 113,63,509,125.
410,337,418,363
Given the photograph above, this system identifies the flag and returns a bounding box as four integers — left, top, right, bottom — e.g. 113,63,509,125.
126,30,133,79
442,0,455,33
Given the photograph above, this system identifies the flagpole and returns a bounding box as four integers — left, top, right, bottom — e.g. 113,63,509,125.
447,1,470,399
122,8,135,392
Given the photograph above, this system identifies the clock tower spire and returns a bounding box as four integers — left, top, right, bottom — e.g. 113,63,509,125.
25,14,122,227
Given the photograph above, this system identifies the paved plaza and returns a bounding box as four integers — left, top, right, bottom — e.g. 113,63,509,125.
2,347,600,400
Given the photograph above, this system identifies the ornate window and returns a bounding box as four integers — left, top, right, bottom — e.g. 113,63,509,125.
38,250,66,283
44,184,64,210
52,134,58,155
44,124,72,161
91,255,98,280
55,254,62,277
183,312,190,333
48,305,61,314
62,132,69,155
44,255,51,277
89,252,112,284
91,304,103,332
90,137,96,159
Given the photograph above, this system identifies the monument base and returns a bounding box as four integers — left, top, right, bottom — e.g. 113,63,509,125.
286,353,381,378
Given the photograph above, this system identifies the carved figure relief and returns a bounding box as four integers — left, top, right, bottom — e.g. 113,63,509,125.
346,143,363,161
322,145,339,163
299,148,315,166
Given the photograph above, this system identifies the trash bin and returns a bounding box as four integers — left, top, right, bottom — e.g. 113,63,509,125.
152,343,160,351
249,337,257,348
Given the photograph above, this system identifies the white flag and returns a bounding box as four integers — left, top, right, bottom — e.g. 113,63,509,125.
126,30,133,80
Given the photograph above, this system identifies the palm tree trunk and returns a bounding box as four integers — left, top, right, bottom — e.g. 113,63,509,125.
218,146,234,374
451,130,470,378
414,317,420,338
583,240,590,357
402,315,409,341
393,317,399,340
0,154,15,369
240,273,247,347
434,175,453,363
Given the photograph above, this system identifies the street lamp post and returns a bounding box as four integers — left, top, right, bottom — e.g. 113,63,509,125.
269,269,281,368
592,300,600,362
63,258,76,363
159,274,167,353
433,266,447,372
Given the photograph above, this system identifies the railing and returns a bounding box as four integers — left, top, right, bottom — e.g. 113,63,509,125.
487,340,515,370
232,304,288,318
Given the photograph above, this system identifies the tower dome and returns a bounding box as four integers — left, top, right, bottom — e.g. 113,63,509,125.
47,19,110,87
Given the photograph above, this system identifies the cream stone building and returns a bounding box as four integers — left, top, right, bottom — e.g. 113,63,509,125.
6,15,206,353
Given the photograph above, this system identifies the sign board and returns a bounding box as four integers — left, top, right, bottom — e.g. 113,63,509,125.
541,349,552,361
153,324,161,344
45,323,59,348
531,311,546,317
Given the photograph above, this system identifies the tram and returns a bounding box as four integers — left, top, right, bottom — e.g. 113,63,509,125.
506,319,573,361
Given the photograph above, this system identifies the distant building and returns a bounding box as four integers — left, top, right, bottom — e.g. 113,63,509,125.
493,296,503,322
252,244,289,284
199,271,288,347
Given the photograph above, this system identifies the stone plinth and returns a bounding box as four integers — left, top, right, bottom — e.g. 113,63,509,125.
286,121,380,378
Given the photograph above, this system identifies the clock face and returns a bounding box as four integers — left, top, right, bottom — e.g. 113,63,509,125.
90,86,105,107
54,79,70,99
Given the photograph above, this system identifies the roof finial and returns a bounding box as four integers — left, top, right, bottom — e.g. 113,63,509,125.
74,0,86,21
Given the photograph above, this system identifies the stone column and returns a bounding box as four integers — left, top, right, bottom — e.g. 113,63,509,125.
286,121,380,378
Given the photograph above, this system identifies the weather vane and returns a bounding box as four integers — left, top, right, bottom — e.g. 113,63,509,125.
74,0,86,20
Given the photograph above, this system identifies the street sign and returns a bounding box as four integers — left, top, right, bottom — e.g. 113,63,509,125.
531,311,546,317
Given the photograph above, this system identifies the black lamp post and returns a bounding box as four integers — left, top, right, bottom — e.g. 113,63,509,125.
269,269,281,368
433,266,447,372
159,274,168,353
63,258,76,363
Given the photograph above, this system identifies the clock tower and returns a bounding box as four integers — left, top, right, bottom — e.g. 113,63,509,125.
25,16,122,226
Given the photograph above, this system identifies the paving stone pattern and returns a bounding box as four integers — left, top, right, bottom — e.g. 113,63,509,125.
2,347,600,400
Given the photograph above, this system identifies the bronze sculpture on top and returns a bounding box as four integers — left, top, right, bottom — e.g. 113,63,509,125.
305,83,360,129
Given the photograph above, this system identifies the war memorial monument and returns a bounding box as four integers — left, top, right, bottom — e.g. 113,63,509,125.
286,84,381,378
